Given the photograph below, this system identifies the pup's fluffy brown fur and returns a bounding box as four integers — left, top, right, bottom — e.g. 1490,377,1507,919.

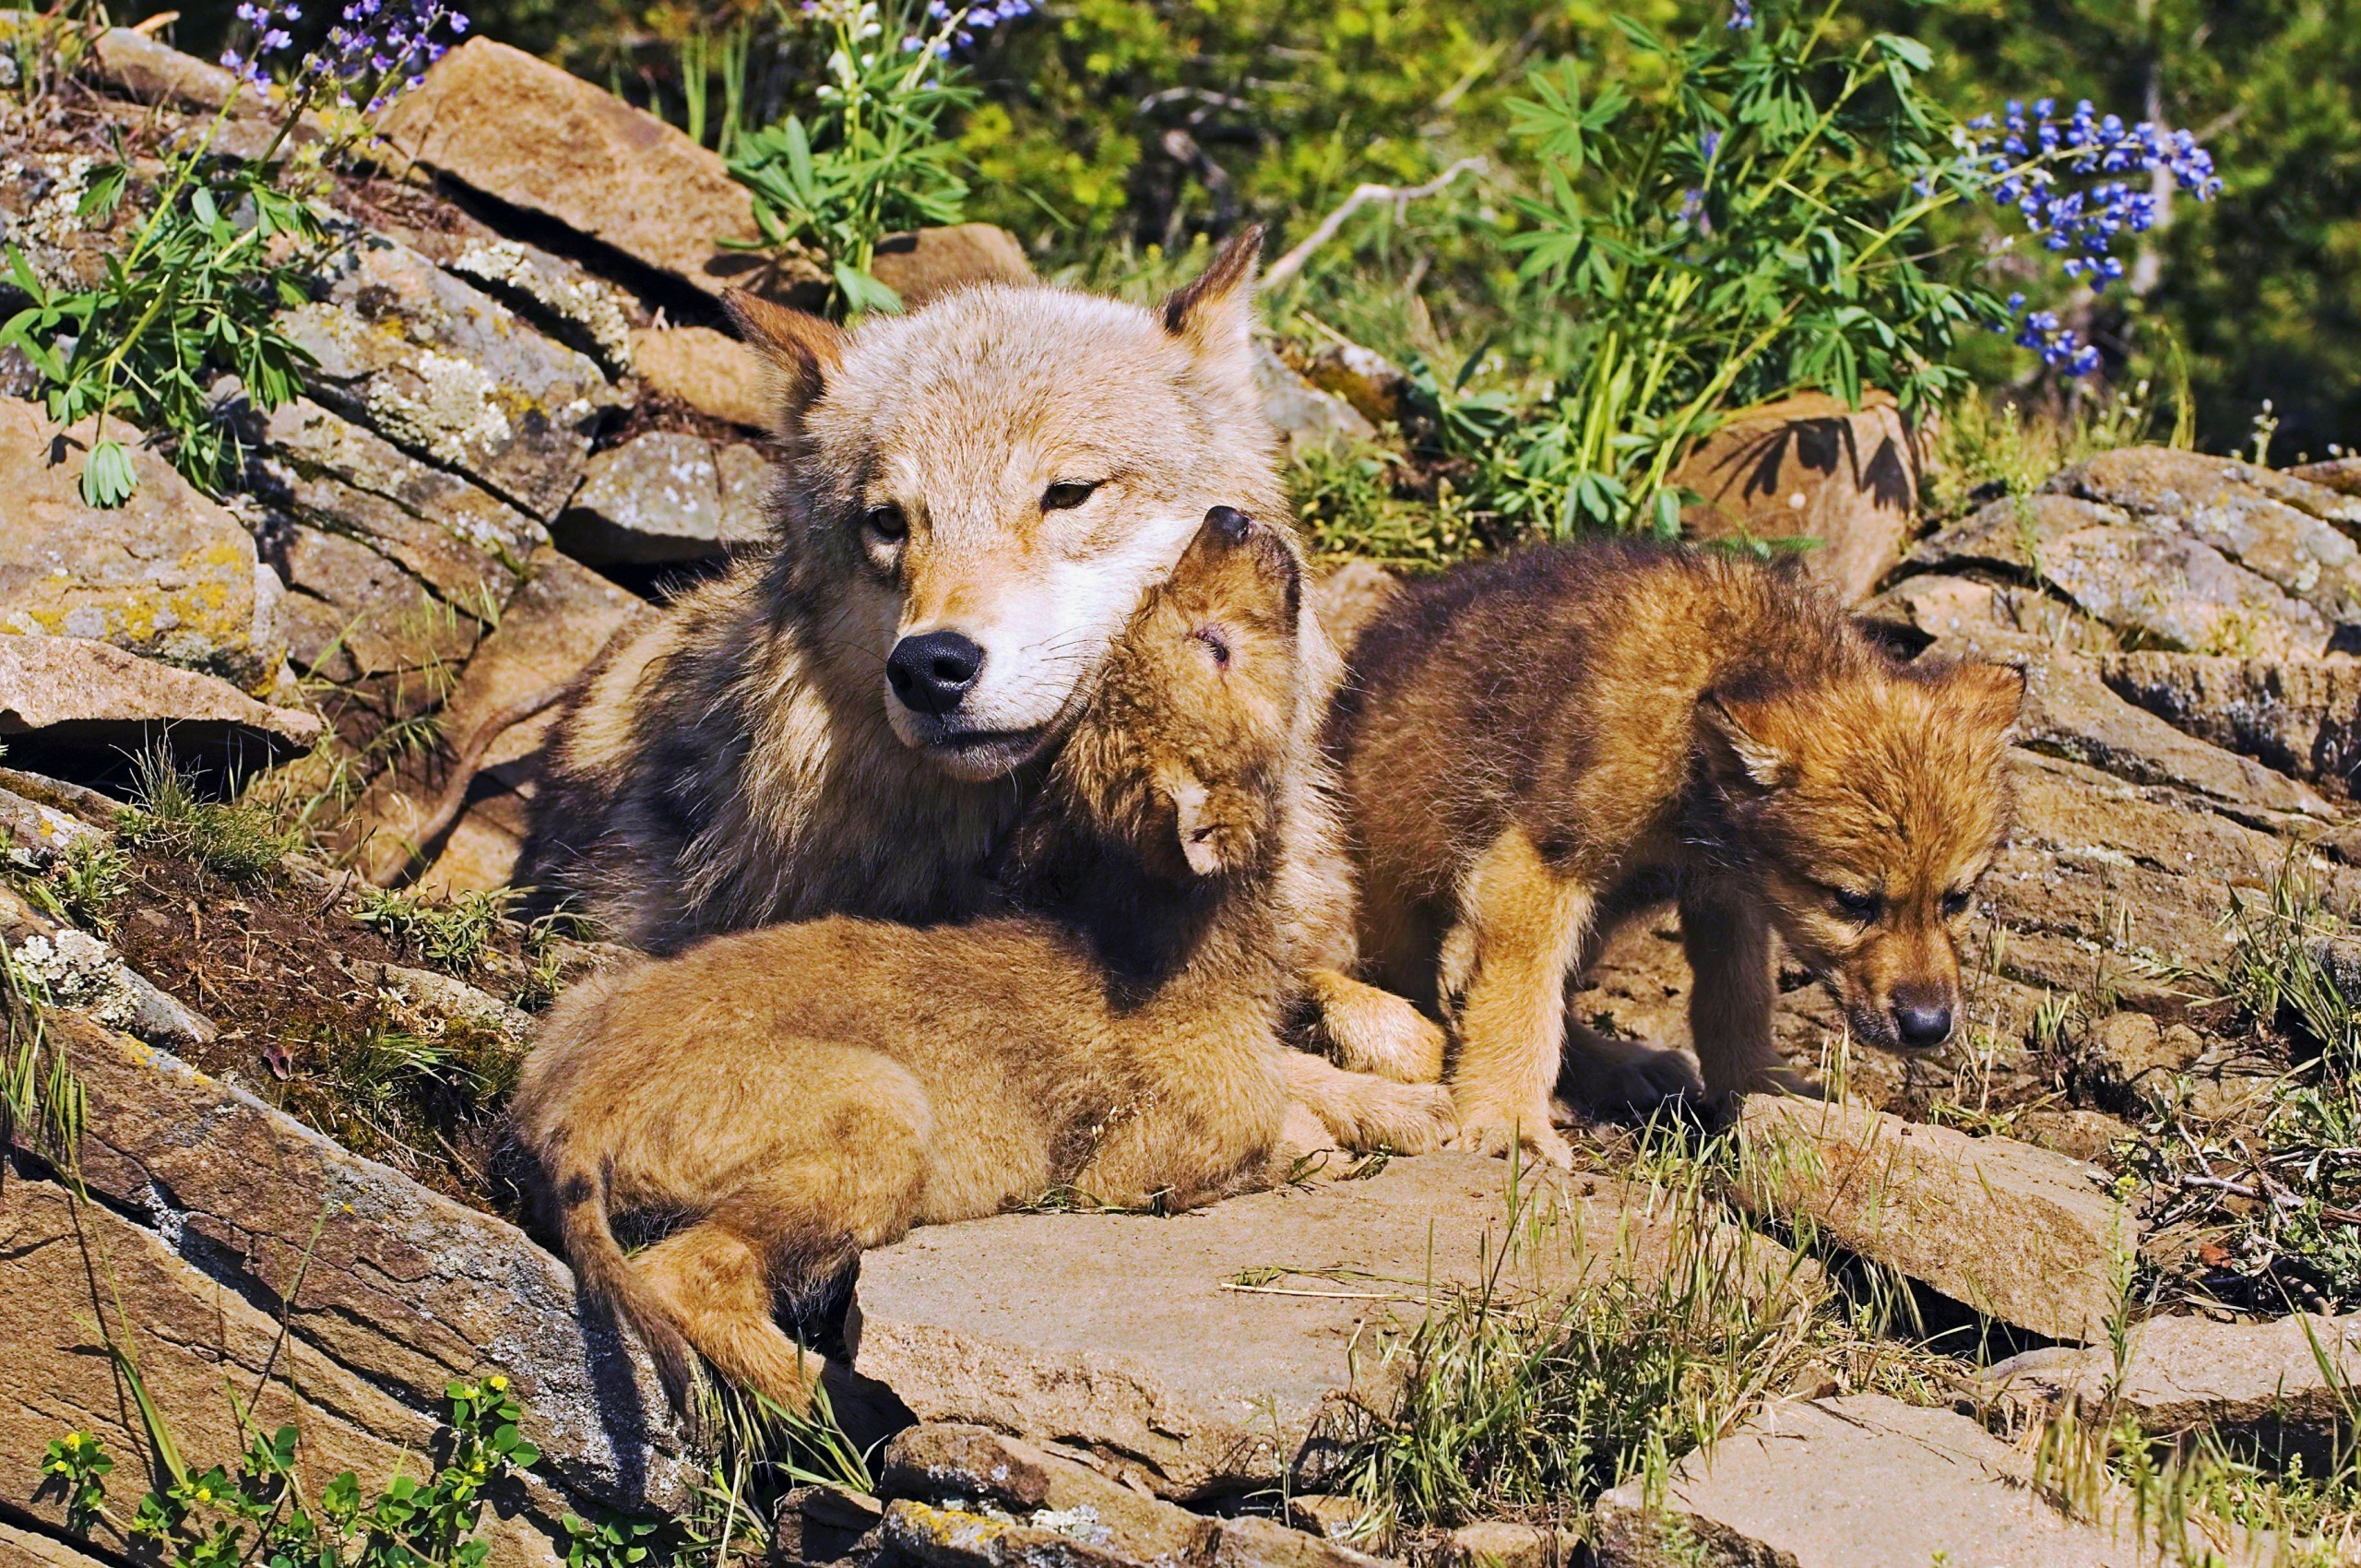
515,232,1442,1142
512,511,1451,1415
1328,540,2023,1167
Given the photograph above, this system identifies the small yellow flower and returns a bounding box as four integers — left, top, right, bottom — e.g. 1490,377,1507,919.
487,1375,507,1392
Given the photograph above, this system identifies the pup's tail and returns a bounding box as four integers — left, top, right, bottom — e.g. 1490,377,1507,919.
549,1154,697,1410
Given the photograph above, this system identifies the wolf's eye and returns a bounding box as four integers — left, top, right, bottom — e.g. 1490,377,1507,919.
1192,625,1232,671
859,504,908,544
1830,886,1881,922
1941,889,1973,919
1042,480,1100,512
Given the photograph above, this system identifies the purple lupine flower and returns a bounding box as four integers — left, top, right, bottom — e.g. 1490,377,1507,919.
899,0,1036,57
220,0,465,113
1727,0,1755,28
1959,98,2220,377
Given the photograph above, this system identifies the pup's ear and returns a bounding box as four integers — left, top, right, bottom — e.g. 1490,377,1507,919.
1160,226,1263,387
724,290,846,425
1700,692,1791,793
1948,659,2027,743
1167,769,1248,877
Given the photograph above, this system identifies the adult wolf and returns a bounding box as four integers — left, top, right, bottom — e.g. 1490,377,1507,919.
518,232,1443,1140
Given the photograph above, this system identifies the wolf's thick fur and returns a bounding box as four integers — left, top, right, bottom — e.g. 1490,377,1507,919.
515,234,1442,1139
1328,541,2024,1167
521,235,1322,944
512,513,1449,1415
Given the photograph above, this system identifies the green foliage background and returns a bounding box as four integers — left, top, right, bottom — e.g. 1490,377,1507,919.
133,0,2361,456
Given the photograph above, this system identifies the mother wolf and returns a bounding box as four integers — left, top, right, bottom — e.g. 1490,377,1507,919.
518,233,1445,1145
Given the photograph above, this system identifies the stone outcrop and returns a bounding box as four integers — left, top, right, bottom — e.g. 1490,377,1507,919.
1734,1098,2133,1342
553,433,770,564
0,400,282,687
47,1012,694,1518
380,40,819,299
279,231,612,522
0,1175,572,1568
351,546,655,890
630,325,773,429
870,224,1037,309
1677,391,1920,603
2094,651,2361,795
1253,343,1377,458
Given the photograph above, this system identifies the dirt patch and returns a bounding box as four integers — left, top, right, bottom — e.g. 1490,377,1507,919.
91,847,564,1215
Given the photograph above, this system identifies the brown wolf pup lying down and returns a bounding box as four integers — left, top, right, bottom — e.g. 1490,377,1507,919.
511,508,1453,1415
1326,540,2025,1168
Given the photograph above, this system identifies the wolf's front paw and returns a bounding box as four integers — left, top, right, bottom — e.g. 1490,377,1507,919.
1447,1103,1574,1170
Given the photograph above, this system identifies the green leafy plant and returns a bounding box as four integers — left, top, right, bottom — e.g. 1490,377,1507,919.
39,1373,541,1568
727,0,979,315
1430,0,2217,538
0,0,465,505
0,137,321,506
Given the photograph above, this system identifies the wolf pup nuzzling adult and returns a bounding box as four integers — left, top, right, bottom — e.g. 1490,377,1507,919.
1326,540,2024,1168
511,510,1451,1418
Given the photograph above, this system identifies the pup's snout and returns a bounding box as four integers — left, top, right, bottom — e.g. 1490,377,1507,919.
888,630,986,716
1890,997,1954,1050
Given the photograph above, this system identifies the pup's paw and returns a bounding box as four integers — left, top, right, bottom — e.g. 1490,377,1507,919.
1310,972,1447,1084
1560,1034,1704,1121
1306,1075,1457,1155
1448,1104,1575,1170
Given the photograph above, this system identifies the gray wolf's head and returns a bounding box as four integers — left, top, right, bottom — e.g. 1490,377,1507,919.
726,231,1285,783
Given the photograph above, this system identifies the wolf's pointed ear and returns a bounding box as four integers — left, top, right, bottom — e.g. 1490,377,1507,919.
1700,693,1791,793
1160,225,1264,387
724,290,846,424
1949,659,2027,743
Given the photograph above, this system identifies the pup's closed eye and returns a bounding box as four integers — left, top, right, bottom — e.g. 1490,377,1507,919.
1192,625,1232,671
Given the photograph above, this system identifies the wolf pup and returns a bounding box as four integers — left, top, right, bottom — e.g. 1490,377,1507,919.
1327,541,2023,1167
512,509,1451,1416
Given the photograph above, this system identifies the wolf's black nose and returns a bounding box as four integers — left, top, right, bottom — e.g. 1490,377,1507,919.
1892,1002,1953,1049
1204,505,1252,544
888,630,985,715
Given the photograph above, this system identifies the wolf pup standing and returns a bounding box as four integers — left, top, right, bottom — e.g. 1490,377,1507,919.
1328,541,2024,1168
512,509,1450,1417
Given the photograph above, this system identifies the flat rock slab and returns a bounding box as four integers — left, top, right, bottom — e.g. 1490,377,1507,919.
53,1011,693,1516
629,325,770,429
1733,1098,2132,1342
0,1177,564,1568
870,223,1037,310
848,1153,1756,1500
1986,1312,2361,1461
0,635,320,753
1594,1394,2153,1567
0,398,276,686
382,40,819,299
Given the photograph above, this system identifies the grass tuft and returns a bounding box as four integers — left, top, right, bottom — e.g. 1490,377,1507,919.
120,746,294,881
352,885,511,974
